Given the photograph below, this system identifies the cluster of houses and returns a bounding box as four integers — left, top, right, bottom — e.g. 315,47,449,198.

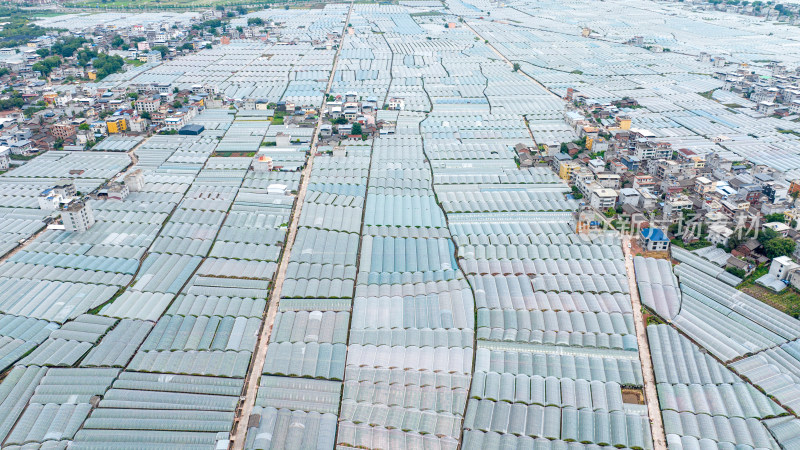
0,6,342,161
35,169,145,234
321,91,403,139
713,61,800,116
535,88,800,285
678,0,800,23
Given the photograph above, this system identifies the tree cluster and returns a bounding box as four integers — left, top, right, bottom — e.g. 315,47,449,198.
50,37,89,58
92,53,125,80
32,56,61,77
757,227,796,259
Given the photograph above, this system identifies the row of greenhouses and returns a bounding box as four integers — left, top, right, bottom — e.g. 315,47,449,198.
249,145,369,447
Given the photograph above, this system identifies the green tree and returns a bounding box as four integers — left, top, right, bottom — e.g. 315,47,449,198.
726,266,746,278
76,49,98,67
127,92,138,100
78,123,90,131
248,17,264,26
764,213,786,223
51,36,88,58
203,19,222,29
152,45,169,58
351,122,362,135
92,53,124,80
513,62,520,71
140,112,151,120
32,56,61,77
0,90,23,111
757,227,779,244
764,237,796,258
111,35,124,48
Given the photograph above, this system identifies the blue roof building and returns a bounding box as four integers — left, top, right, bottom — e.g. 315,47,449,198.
640,228,670,252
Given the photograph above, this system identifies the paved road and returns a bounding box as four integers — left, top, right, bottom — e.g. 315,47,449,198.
228,4,354,449
622,235,668,450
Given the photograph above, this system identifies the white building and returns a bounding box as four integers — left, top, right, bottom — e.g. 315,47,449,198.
663,195,693,220
267,183,288,195
53,180,77,199
275,133,291,148
135,99,160,113
107,183,129,201
0,146,9,171
124,169,145,192
619,188,640,206
761,255,800,291
590,188,617,210
388,97,405,110
763,221,791,237
62,201,95,232
38,189,61,210
707,223,734,246
639,228,670,252
252,155,274,172
757,101,777,115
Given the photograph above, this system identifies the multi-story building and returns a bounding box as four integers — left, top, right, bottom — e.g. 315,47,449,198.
764,181,789,203
572,170,596,197
38,189,61,210
106,118,127,134
387,97,405,110
655,160,684,181
51,122,76,140
106,182,129,201
663,195,693,221
252,155,274,172
695,176,715,196
638,188,658,211
596,173,621,190
53,180,77,199
135,98,160,113
707,224,734,246
634,139,672,159
590,188,618,210
619,188,640,206
633,174,655,190
0,146,8,171
124,169,145,192
62,201,95,232
639,228,670,251
558,160,581,181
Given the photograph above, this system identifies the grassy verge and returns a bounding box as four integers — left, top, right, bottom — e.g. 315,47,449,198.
211,151,256,157
737,264,800,318
698,89,716,99
739,283,800,318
